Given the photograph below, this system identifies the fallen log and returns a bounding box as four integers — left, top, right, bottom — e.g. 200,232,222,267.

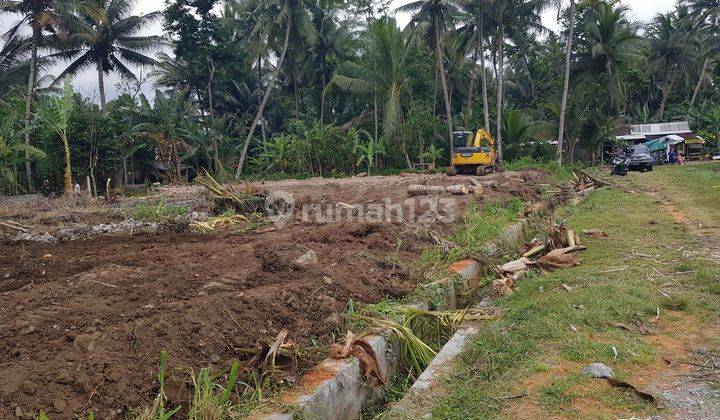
468,185,483,196
445,184,469,195
407,184,468,196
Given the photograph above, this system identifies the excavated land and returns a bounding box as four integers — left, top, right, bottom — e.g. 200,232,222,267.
0,170,549,418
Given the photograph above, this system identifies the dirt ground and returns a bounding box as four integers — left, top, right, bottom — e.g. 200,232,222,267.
0,170,549,418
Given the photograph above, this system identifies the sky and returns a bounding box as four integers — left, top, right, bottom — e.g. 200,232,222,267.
0,0,678,103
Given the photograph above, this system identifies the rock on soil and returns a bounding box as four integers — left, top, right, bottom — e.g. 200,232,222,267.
582,362,615,378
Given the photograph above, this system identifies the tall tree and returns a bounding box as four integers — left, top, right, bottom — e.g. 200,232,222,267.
459,0,490,130
54,0,162,115
647,7,695,119
575,2,642,113
399,0,460,162
687,0,720,110
330,18,413,167
556,0,575,163
234,0,317,178
0,37,31,102
1,0,74,191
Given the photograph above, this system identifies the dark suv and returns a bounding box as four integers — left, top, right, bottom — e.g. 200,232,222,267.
626,144,654,172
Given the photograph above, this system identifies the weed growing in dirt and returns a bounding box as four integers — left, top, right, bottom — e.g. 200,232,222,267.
188,361,239,419
130,200,189,221
361,373,415,418
138,351,181,420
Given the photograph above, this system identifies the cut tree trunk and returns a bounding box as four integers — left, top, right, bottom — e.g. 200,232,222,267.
557,0,575,164
23,29,39,193
435,15,454,162
235,21,292,179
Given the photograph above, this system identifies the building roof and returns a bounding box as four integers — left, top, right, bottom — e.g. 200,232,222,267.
628,121,692,136
616,134,647,141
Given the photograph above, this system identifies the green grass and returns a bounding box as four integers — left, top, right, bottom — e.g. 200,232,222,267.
385,186,720,419
129,200,189,221
420,198,525,269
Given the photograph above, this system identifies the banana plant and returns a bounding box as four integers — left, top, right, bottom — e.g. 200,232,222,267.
420,144,444,168
0,109,46,195
39,76,74,194
354,131,384,175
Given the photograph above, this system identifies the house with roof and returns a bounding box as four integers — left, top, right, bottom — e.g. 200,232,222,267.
615,121,706,161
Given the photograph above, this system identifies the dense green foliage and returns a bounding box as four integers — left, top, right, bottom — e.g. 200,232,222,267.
1,0,720,194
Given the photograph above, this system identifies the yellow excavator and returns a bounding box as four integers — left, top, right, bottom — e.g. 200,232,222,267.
447,128,497,176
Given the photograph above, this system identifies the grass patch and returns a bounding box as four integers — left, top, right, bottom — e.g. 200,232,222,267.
420,198,525,269
385,186,720,419
129,200,189,221
539,375,580,414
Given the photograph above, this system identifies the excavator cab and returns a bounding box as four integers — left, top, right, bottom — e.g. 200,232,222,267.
447,128,496,176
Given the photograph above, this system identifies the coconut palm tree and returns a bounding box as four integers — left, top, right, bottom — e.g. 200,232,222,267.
52,0,162,115
330,18,413,167
397,0,460,161
574,2,642,113
234,0,317,179
647,7,696,119
0,0,85,191
556,0,575,163
485,0,547,162
686,0,720,110
458,0,491,130
0,37,31,102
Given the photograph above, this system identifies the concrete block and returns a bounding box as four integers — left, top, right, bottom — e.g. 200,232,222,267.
410,323,480,393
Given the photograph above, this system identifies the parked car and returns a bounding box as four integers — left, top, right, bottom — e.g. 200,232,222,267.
626,144,654,172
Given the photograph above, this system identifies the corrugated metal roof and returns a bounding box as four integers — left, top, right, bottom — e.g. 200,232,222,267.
629,121,691,135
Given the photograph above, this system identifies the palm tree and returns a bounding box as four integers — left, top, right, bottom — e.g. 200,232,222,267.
0,37,31,102
0,0,78,191
556,0,575,164
234,0,317,179
330,18,413,167
574,2,642,113
486,0,547,162
647,7,696,120
53,0,162,115
686,0,720,110
398,0,460,162
458,0,490,130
